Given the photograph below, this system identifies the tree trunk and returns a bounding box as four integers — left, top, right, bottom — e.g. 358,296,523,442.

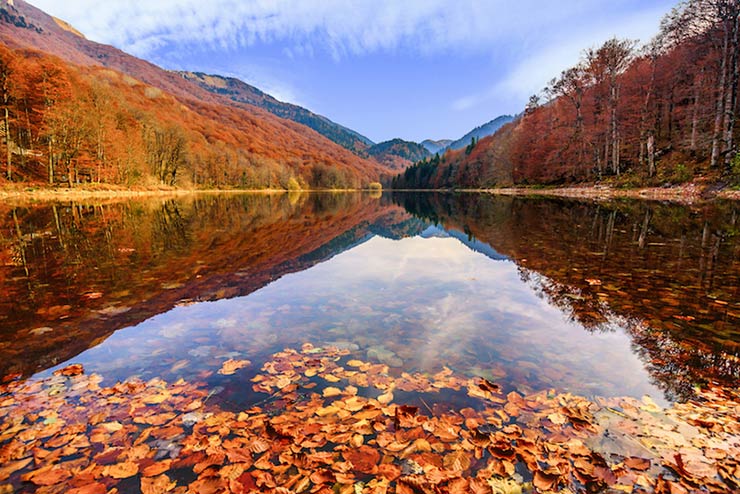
711,20,730,169
722,9,739,170
3,105,10,180
647,133,656,178
690,81,699,153
48,139,54,184
611,84,619,175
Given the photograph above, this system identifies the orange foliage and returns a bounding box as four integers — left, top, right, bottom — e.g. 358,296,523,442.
0,0,389,189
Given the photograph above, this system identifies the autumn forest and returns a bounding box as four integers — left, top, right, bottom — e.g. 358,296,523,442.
0,0,737,193
393,0,740,190
2,1,740,493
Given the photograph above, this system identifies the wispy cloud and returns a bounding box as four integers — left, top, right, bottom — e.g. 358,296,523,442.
34,0,630,59
30,0,676,136
450,3,671,112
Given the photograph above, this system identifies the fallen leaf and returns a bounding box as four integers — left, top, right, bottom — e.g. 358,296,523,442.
443,450,471,472
141,474,176,494
624,457,651,471
54,364,84,377
218,358,251,376
105,461,139,479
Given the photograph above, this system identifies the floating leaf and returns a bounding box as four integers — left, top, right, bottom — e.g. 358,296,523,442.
105,461,139,479
218,358,251,375
54,364,84,377
322,386,342,398
141,474,176,494
624,457,651,471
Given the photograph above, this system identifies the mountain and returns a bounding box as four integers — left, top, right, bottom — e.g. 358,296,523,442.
421,139,453,154
0,0,389,188
447,115,515,151
178,71,374,155
366,138,431,171
417,116,513,157
390,120,518,189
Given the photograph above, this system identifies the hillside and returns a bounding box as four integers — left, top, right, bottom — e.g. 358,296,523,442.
446,115,515,151
394,0,740,189
366,138,431,171
0,0,389,189
179,71,374,155
421,139,453,154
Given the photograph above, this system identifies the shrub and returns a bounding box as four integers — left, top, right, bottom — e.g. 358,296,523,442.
673,163,692,183
731,153,740,184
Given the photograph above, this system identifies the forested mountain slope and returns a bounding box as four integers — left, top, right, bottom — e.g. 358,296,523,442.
179,71,374,155
0,0,389,188
366,139,431,170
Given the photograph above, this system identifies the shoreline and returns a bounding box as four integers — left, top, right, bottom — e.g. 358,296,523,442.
396,183,740,202
483,184,740,203
1,184,739,203
0,186,382,204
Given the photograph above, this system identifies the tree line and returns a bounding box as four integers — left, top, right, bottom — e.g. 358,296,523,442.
393,0,740,188
0,45,373,189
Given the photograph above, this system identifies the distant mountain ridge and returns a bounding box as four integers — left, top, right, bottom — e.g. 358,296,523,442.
421,139,453,154
446,115,515,151
366,139,431,170
178,71,374,155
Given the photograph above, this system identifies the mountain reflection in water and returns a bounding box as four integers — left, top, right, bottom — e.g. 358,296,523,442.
1,192,738,404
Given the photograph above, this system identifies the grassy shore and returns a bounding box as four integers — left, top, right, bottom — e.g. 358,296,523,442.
0,184,366,204
481,184,740,202
1,182,739,203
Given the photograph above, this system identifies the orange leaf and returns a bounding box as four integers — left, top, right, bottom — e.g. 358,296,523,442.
218,358,251,376
105,461,139,479
443,450,471,472
141,474,176,494
624,457,651,471
141,460,172,477
54,364,84,377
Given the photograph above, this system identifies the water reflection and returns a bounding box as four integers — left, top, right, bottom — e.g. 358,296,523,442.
0,193,414,377
395,192,740,401
1,192,738,404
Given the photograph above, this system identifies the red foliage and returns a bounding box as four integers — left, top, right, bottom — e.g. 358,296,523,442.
398,2,740,188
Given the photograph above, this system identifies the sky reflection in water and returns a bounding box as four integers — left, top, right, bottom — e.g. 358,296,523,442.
60,226,665,406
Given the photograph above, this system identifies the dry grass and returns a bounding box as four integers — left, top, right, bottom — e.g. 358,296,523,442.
481,183,740,203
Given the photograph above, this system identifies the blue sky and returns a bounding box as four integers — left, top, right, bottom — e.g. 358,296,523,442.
34,0,676,143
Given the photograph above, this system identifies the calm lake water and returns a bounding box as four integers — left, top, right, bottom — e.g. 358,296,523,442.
1,192,739,493
2,192,737,403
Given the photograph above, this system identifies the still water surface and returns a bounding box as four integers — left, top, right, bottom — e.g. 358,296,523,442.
2,192,738,405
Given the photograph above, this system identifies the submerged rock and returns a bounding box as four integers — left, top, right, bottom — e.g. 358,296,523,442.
367,346,403,367
327,340,360,351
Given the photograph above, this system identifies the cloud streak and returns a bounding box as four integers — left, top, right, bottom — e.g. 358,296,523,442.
33,0,632,59
449,2,671,112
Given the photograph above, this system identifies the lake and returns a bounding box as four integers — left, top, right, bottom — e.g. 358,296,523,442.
1,192,738,493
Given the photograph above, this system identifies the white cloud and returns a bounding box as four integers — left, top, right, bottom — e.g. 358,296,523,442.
451,4,671,111
31,0,674,117
33,0,633,59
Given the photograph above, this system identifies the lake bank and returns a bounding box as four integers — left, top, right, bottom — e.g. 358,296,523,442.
473,183,740,202
0,185,383,204
2,182,739,204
